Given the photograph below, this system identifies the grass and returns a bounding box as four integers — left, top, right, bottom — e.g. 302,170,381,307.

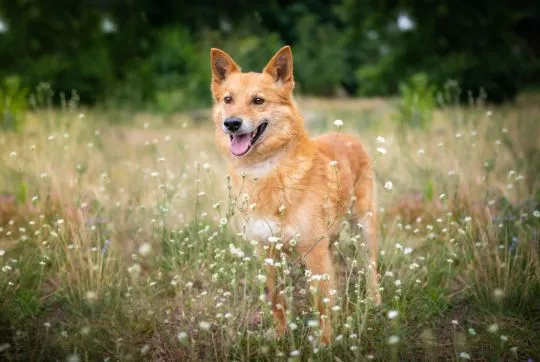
0,93,539,361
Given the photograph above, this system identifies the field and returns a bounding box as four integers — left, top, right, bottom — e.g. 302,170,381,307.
0,94,539,361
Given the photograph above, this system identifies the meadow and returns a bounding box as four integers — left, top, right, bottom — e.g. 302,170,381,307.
0,93,539,361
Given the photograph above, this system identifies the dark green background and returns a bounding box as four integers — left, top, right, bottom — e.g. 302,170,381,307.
0,0,538,108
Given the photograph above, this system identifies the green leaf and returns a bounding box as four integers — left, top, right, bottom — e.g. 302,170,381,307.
16,180,28,204
424,177,434,202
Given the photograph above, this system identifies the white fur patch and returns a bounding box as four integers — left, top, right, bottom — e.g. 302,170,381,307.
239,154,279,178
245,218,280,241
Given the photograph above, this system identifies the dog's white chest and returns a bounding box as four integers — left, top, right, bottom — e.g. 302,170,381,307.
238,155,279,179
245,218,281,241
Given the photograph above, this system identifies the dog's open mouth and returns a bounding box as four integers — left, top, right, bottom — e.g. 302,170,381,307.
229,122,268,156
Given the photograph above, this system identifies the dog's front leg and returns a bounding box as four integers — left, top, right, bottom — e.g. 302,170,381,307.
301,243,336,346
264,255,288,338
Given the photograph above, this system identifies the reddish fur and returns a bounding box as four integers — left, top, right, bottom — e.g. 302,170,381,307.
210,46,381,345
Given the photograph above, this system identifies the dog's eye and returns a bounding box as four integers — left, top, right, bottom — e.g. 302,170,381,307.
224,96,233,104
253,97,265,105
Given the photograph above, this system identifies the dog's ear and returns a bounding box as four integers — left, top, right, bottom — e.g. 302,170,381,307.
263,46,294,87
210,48,240,84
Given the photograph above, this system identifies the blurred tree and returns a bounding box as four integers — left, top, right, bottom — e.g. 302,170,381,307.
0,0,151,103
0,0,537,105
292,14,348,95
338,0,540,102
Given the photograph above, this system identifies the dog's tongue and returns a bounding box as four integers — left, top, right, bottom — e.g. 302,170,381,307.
231,134,251,156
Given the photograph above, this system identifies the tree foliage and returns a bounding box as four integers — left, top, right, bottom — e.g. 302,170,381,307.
0,0,538,107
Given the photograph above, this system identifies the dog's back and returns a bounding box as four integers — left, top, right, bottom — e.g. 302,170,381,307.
314,132,372,187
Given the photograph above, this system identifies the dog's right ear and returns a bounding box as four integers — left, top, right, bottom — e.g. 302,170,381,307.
210,48,240,84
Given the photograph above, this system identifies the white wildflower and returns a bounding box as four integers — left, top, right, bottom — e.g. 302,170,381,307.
493,288,504,300
66,354,80,362
487,323,499,333
376,147,387,155
228,244,245,258
128,263,141,275
199,321,211,331
388,335,400,345
387,310,399,319
138,243,152,256
85,291,98,301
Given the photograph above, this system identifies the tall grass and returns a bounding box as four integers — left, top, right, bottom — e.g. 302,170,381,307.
0,94,538,361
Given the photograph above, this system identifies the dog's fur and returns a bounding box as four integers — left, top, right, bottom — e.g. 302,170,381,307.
210,46,381,345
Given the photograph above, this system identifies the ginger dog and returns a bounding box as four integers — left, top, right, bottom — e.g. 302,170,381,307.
210,46,381,345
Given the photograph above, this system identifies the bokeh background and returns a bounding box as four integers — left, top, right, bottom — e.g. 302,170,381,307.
1,1,539,112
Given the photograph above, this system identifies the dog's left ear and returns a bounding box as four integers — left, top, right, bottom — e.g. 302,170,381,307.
263,46,294,87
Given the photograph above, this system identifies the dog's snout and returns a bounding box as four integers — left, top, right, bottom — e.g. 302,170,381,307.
224,117,242,132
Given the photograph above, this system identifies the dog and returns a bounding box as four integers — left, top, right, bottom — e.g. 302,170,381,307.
210,46,381,345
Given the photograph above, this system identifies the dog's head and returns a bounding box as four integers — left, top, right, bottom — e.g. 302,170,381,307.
210,46,303,160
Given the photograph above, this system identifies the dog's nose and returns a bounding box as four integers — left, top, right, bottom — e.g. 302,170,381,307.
224,117,242,132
